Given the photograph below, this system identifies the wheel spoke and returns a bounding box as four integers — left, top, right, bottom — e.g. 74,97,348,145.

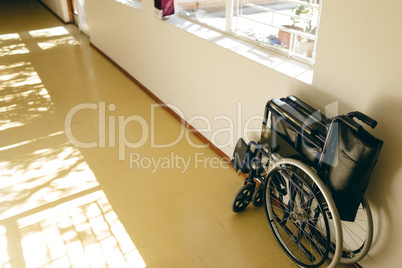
264,165,333,268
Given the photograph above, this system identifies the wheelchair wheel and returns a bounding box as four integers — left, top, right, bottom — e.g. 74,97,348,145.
252,182,264,207
330,195,373,264
231,182,254,213
264,159,342,268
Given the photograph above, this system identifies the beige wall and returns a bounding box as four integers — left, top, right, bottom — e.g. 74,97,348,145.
40,0,71,23
85,0,402,267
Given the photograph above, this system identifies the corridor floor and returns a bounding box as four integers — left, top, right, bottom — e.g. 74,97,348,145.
0,1,348,267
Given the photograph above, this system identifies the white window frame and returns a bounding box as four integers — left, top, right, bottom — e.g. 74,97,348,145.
176,0,322,66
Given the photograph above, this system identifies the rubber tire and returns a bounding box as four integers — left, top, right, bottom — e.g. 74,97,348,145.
252,182,264,207
231,183,254,213
335,196,373,264
264,159,342,268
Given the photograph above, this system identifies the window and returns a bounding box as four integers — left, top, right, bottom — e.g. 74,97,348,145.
176,0,322,65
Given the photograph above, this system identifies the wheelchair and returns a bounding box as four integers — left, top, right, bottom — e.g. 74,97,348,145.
231,96,383,268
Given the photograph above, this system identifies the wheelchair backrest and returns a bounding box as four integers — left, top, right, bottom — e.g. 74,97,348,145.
261,96,383,221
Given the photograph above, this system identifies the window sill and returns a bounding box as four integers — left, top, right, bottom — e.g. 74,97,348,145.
164,15,313,84
115,0,142,10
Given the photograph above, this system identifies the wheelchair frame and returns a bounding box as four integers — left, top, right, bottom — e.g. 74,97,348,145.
231,96,381,268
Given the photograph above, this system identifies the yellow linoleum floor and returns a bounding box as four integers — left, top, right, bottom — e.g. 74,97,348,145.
0,1,348,267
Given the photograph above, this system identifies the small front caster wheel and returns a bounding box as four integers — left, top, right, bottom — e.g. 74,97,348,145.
231,183,254,213
252,183,264,207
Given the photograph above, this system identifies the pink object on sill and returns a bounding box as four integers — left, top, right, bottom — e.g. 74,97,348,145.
154,0,174,17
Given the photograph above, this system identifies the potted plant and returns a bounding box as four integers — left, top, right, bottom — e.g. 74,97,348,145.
278,4,316,57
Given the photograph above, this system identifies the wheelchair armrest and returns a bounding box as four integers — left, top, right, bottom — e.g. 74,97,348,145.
285,95,331,130
269,98,320,136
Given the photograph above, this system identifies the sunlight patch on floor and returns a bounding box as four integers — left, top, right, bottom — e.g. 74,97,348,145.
0,61,54,131
37,36,81,50
0,140,98,221
0,134,146,267
0,131,64,152
0,26,146,266
0,225,9,267
0,43,29,56
28,26,69,38
0,33,21,43
15,190,145,268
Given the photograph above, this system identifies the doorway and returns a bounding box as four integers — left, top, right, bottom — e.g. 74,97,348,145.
67,0,89,35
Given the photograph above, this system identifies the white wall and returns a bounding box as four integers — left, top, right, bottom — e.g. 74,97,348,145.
85,0,402,267
75,0,90,34
40,0,70,23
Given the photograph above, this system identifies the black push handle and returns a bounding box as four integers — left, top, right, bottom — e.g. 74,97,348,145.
347,111,377,129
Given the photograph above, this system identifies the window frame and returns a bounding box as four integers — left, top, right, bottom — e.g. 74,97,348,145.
176,0,323,66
